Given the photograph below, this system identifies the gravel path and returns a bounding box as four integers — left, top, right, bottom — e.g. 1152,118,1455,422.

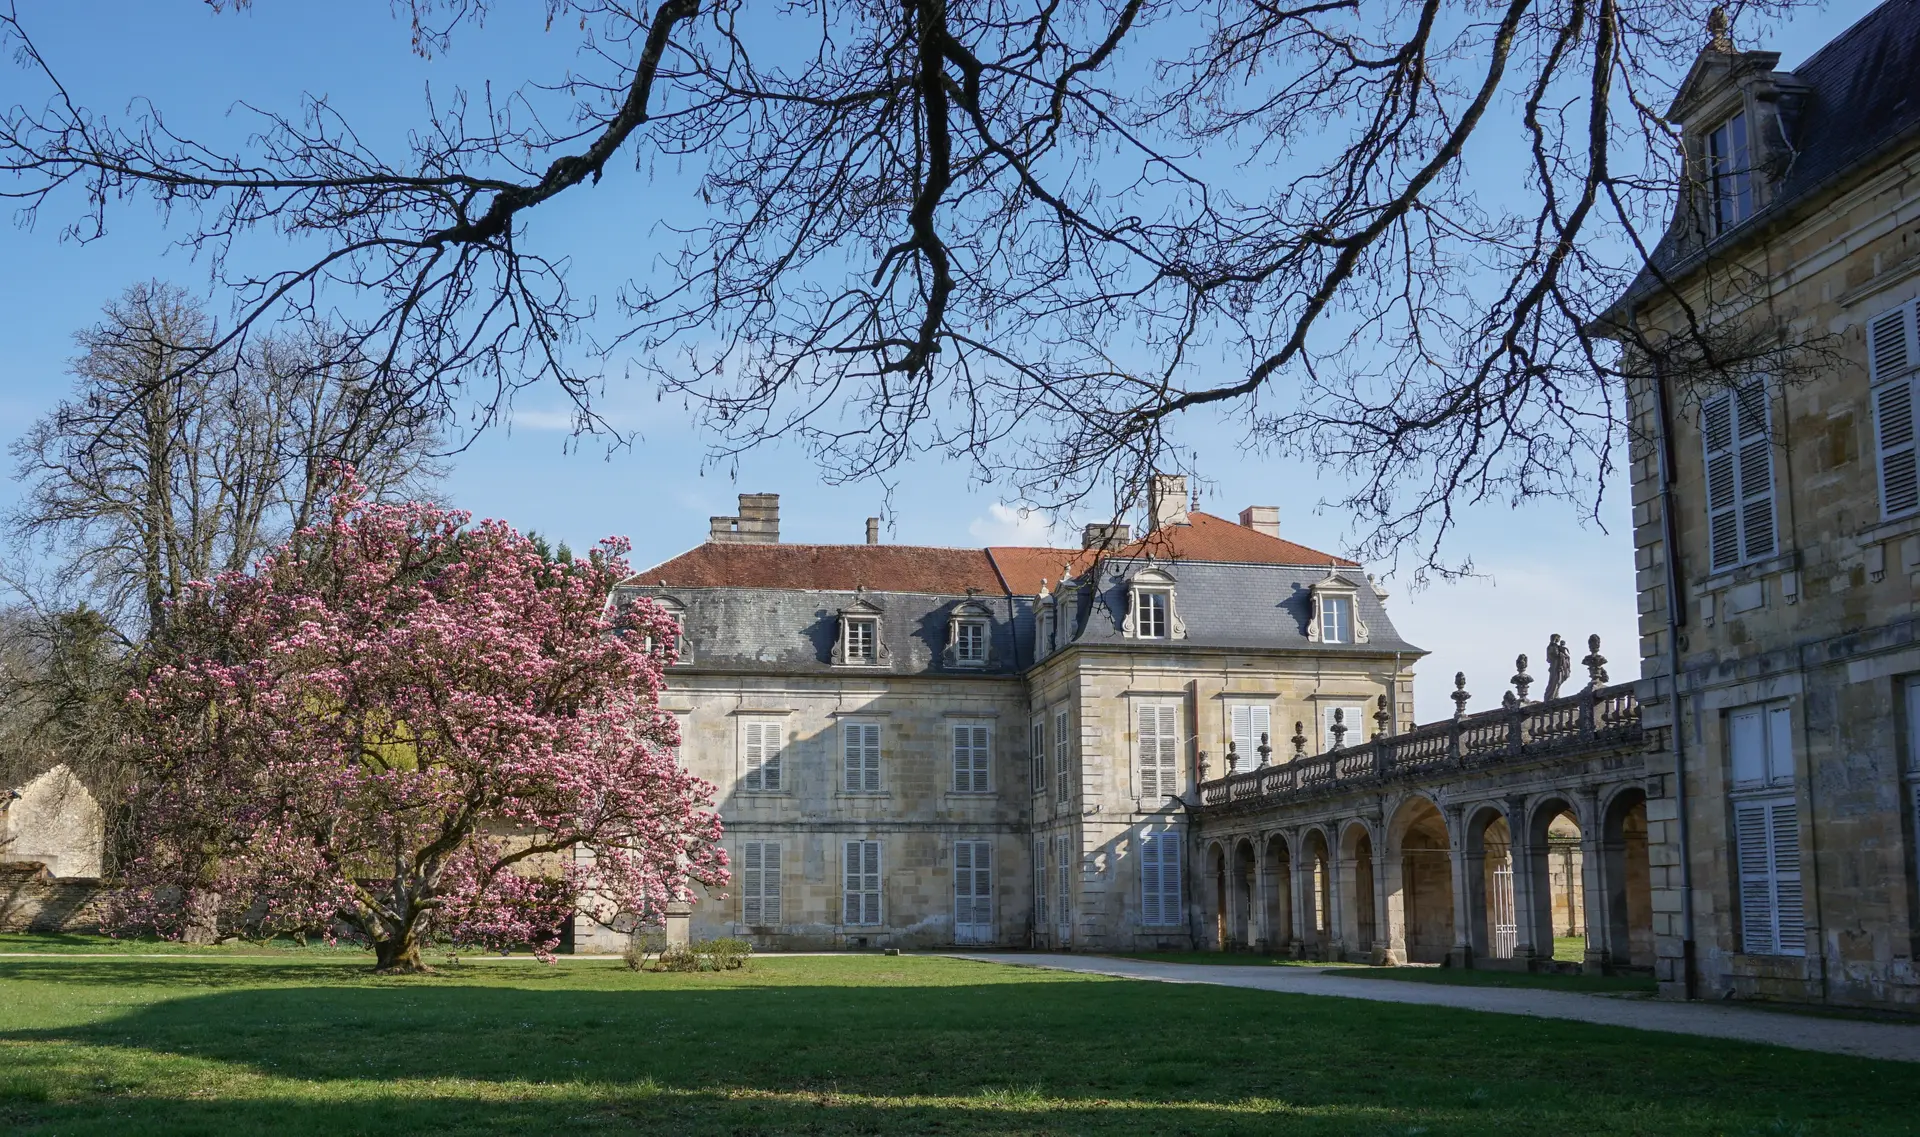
948,953,1920,1063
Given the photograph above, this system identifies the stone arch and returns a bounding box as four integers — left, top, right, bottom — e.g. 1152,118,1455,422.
1337,820,1377,957
1298,825,1333,957
1523,794,1583,963
1262,832,1293,954
1461,802,1512,961
1385,795,1453,964
1205,840,1230,951
1230,837,1258,949
1600,785,1654,969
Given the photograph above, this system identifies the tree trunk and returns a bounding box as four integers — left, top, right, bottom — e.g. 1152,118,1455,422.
373,929,430,973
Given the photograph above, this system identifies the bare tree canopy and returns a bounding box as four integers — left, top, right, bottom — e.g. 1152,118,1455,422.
0,0,1815,565
7,282,443,641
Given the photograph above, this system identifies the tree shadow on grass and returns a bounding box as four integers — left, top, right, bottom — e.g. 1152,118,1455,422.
0,962,1913,1135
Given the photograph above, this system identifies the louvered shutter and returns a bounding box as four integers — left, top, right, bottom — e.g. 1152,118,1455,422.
1054,709,1071,799
1322,705,1363,753
1138,706,1178,797
1735,801,1775,953
744,721,782,792
1230,706,1253,771
1734,383,1776,561
955,841,975,927
953,724,990,792
845,723,881,792
1871,303,1919,518
1251,706,1272,757
1703,393,1741,570
1031,719,1046,792
1033,836,1048,925
863,840,882,925
743,842,763,925
1140,833,1162,925
1869,302,1916,383
1160,835,1181,927
1770,800,1804,954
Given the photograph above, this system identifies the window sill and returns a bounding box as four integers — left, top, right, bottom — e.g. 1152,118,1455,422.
1856,511,1920,545
836,791,891,800
1693,549,1799,592
947,789,997,797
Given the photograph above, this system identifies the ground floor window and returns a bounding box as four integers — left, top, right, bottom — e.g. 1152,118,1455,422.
1140,827,1183,926
844,840,882,926
1734,796,1804,956
741,841,781,926
954,840,993,943
1055,834,1073,942
1033,835,1048,927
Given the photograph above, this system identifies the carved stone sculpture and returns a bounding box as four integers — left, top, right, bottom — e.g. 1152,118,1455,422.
1543,634,1572,700
1510,653,1533,703
1451,672,1471,719
1582,634,1610,688
1291,721,1307,759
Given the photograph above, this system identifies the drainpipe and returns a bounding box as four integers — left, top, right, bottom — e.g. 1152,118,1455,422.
1647,328,1699,1000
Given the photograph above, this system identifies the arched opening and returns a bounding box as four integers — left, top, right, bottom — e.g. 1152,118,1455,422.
1262,834,1293,953
1522,797,1582,964
1390,797,1454,964
1230,839,1257,949
1603,789,1655,969
1464,807,1513,960
1207,842,1229,951
1300,828,1332,958
1339,823,1377,956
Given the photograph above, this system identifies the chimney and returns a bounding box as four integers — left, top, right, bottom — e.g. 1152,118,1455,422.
1147,474,1188,531
866,517,880,545
1082,522,1131,550
709,493,781,544
1238,505,1281,539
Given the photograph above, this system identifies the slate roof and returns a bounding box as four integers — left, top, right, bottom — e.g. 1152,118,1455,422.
1612,0,1920,310
987,512,1358,594
629,542,1005,595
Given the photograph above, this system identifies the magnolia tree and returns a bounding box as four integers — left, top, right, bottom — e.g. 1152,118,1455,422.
112,476,725,971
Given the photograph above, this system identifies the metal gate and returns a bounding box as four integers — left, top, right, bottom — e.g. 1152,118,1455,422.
1491,860,1517,959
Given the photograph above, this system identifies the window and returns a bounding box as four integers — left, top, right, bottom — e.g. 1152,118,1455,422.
1729,702,1794,788
1907,680,1920,903
843,721,882,793
1229,703,1273,772
1137,704,1180,798
1055,834,1073,941
1736,798,1804,955
1137,590,1169,639
1030,716,1046,796
952,722,991,793
1320,596,1352,644
953,840,993,942
1702,380,1776,571
1053,707,1072,800
1032,835,1048,926
1869,300,1919,520
1707,110,1753,234
954,620,987,664
741,841,781,926
1139,827,1183,927
845,617,877,663
1321,704,1364,754
844,840,882,925
741,720,783,792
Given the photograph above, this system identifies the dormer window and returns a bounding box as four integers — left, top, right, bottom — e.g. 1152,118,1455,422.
1707,109,1753,233
1307,571,1369,646
835,599,887,666
1121,568,1185,640
845,617,877,662
944,599,994,668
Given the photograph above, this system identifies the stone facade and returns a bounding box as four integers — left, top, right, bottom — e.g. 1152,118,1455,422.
589,482,1422,952
1605,1,1920,1008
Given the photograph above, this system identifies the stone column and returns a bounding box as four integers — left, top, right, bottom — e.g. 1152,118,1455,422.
1325,823,1347,962
1579,786,1612,974
1249,843,1269,951
1368,817,1393,965
1288,829,1310,958
1445,804,1474,969
1507,795,1548,966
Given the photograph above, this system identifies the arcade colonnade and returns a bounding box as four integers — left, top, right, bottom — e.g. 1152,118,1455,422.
1197,782,1654,971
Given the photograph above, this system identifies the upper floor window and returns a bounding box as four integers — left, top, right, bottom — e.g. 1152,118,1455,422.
1123,568,1183,640
1136,703,1180,799
1869,299,1919,520
835,599,886,666
1228,702,1273,772
1707,109,1753,234
843,720,882,793
1729,701,1794,789
1320,596,1353,644
846,618,877,662
1307,573,1368,646
741,719,784,793
1030,716,1046,795
952,721,992,793
945,599,993,667
1701,379,1776,571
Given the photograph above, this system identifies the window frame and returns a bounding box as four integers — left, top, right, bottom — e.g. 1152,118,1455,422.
1728,701,1794,790
1136,589,1170,639
1139,826,1184,927
739,718,785,794
1700,378,1777,572
1136,701,1181,800
1032,834,1049,927
740,840,781,927
1320,703,1365,754
1320,596,1352,644
843,839,883,927
1053,706,1072,801
1054,833,1073,941
841,719,883,794
1228,702,1274,772
954,619,988,664
1122,568,1182,640
1706,108,1754,234
950,720,993,794
844,616,879,664
1030,715,1046,797
1869,299,1919,521
1735,795,1804,956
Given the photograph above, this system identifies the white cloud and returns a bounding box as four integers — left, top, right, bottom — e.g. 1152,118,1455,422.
967,502,1070,546
509,408,583,432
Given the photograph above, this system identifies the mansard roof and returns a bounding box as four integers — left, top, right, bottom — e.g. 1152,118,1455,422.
987,512,1358,595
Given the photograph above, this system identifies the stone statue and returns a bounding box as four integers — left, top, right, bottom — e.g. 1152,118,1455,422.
1543,634,1572,700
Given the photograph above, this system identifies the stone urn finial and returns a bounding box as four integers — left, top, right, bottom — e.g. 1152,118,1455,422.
1291,720,1307,759
1707,6,1735,52
1582,633,1610,688
1451,671,1471,719
1257,731,1273,767
1373,694,1391,740
1511,653,1533,703
1329,707,1348,752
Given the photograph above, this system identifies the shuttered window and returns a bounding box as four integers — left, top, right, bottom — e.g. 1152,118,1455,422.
952,722,991,793
1229,703,1273,772
1729,702,1794,788
1138,704,1179,798
1032,835,1048,926
1055,834,1073,939
1140,828,1184,926
1869,300,1919,519
742,720,783,792
843,721,881,793
844,840,882,925
1054,707,1072,800
1030,717,1046,795
954,840,993,938
741,841,781,926
1707,110,1753,233
1735,797,1804,956
1701,380,1776,571
1321,704,1364,753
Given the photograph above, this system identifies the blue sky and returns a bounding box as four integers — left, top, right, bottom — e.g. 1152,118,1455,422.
0,1,1876,719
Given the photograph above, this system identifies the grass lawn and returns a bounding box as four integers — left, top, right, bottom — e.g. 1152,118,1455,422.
0,951,1908,1135
0,932,368,956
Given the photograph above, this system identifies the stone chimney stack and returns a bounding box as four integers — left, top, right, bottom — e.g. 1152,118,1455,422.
1238,505,1281,539
1148,474,1189,531
866,517,880,545
1082,522,1131,550
709,493,781,544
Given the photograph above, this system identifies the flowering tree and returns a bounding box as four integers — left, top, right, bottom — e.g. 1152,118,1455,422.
113,476,725,971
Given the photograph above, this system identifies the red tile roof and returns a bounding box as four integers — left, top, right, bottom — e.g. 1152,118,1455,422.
628,512,1353,596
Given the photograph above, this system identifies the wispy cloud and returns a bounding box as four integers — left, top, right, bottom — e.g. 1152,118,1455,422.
967,503,1070,546
509,408,584,432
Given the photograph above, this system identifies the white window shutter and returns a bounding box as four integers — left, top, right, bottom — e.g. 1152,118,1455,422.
1163,835,1181,927
1702,393,1741,571
1140,834,1161,925
1251,706,1272,754
743,842,763,925
1033,836,1048,925
1765,704,1794,785
1054,709,1071,799
1735,801,1775,953
763,843,781,924
1729,707,1765,785
1867,302,1915,384
1874,378,1918,518
744,723,765,791
1230,705,1253,768
863,841,882,925
1770,800,1804,955
844,840,861,924
1734,383,1776,561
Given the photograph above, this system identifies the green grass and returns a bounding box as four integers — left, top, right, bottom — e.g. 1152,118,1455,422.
0,932,369,956
0,951,1905,1135
1556,935,1588,963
